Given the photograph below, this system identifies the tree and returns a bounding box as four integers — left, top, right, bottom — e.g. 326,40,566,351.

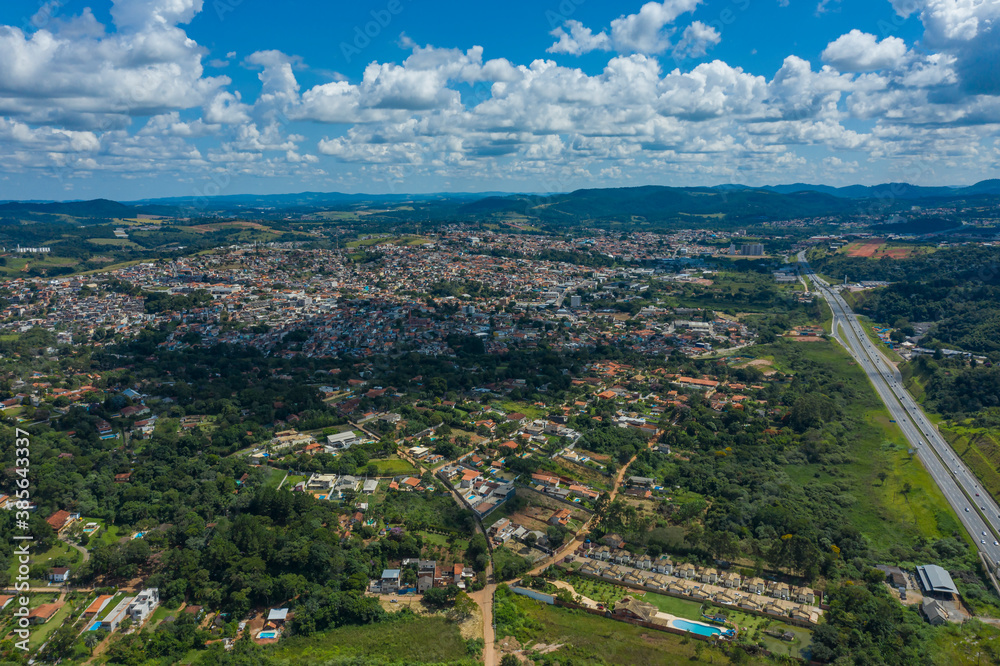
450,591,476,620
546,525,567,548
38,624,77,662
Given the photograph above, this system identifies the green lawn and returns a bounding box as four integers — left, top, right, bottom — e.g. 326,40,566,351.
94,593,130,622
563,576,630,607
280,474,306,490
268,614,473,664
6,540,81,584
28,599,75,649
642,592,704,620
261,467,286,488
35,540,81,568
370,457,418,477
418,531,469,560
90,521,123,548
145,600,184,631
495,401,546,420
418,531,451,548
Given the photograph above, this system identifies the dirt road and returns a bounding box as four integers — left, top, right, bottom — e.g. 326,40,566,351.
526,448,642,577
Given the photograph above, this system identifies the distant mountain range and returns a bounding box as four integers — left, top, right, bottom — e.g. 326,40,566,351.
1,179,997,225
0,198,139,217
752,179,1000,200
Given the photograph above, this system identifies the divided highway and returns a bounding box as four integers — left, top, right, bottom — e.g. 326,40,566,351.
797,252,1000,572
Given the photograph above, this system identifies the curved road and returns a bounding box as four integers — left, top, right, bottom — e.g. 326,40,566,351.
798,251,1000,574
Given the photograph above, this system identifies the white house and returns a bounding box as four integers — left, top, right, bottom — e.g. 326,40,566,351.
128,588,159,624
327,431,361,450
48,567,70,583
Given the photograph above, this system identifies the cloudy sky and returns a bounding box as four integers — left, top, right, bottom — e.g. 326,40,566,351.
0,0,997,200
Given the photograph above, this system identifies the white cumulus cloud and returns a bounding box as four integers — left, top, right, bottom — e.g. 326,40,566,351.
822,30,909,72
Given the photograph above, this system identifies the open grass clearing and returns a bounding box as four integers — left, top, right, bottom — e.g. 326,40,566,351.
269,613,471,665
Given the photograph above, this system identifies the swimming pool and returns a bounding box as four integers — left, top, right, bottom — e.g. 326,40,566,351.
88,621,101,631
672,619,729,637
257,631,277,639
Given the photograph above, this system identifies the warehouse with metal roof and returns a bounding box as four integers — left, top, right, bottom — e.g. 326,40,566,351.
916,565,959,596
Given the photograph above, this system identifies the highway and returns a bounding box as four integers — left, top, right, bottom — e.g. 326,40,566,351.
797,251,1000,572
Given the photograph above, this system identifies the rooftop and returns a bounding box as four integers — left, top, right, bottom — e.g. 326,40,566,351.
916,565,959,595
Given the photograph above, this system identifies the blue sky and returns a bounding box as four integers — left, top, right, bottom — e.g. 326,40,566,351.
0,0,995,200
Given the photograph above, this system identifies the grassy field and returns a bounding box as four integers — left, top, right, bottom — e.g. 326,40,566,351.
87,525,123,550
27,599,76,649
769,340,965,553
418,531,469,562
261,466,286,488
145,600,185,631
80,518,123,548
494,400,546,420
281,474,307,489
0,255,78,276
268,614,472,664
419,531,451,548
563,576,631,607
370,457,418,477
941,426,1000,504
733,613,813,659
505,593,770,665
344,235,392,248
928,620,1000,665
642,592,704,620
7,539,81,585
315,211,361,221
88,238,141,248
33,539,82,568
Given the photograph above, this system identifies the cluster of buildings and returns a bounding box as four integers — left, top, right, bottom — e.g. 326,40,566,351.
437,459,516,516
570,536,822,626
83,588,160,632
1,235,761,360
376,559,474,593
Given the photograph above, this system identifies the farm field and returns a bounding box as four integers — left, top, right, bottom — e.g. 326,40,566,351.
842,241,933,259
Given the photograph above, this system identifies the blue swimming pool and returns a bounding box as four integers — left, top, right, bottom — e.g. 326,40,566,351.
673,619,728,637
88,621,101,631
257,631,277,639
